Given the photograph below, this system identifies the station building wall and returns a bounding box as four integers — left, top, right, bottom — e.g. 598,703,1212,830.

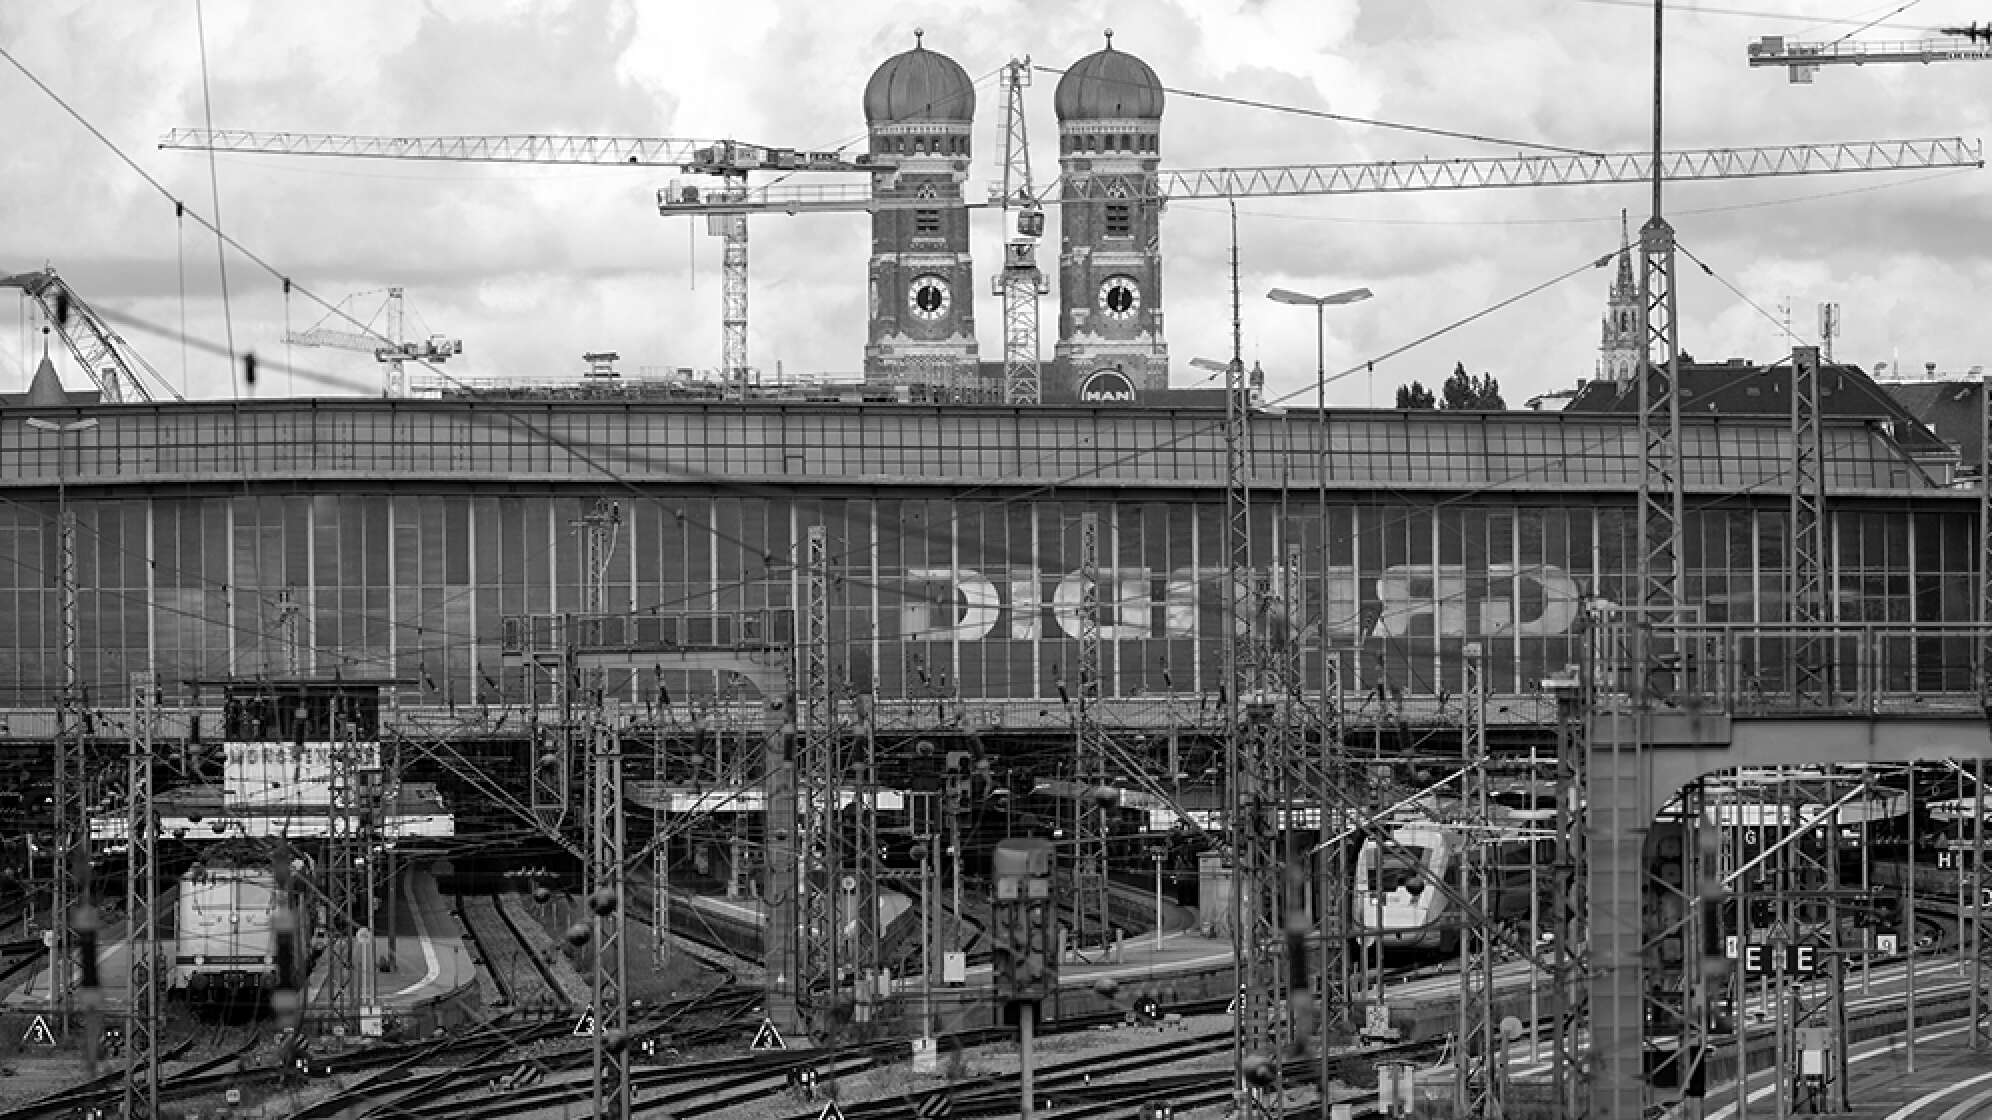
0,491,1973,709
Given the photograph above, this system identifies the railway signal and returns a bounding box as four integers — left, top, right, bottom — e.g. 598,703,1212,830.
991,837,1057,1004
992,837,1057,1120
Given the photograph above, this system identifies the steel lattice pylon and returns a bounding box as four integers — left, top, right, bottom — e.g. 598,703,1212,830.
848,695,882,1021
1635,215,1686,618
1072,512,1112,952
1978,372,1992,1051
589,699,631,1120
1770,770,1852,1111
796,525,839,1040
1549,660,1591,1120
1789,345,1829,704
1456,645,1502,1118
1969,757,1990,1049
51,494,83,1029
1315,646,1351,1042
1644,777,1707,1110
1271,543,1320,1071
1981,372,1992,697
123,671,160,1120
320,710,361,1037
1222,348,1286,1115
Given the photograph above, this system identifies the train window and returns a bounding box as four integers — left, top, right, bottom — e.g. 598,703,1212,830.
1367,846,1427,893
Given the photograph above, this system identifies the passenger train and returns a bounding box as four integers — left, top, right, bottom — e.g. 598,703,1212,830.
1351,817,1556,955
172,844,316,1009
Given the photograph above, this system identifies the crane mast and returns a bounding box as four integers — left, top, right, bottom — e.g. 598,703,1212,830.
991,58,1049,405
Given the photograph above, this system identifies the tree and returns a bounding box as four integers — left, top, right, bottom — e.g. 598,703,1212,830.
1440,361,1505,410
1394,380,1436,409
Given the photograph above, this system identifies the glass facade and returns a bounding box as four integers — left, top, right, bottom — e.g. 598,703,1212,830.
0,400,1966,710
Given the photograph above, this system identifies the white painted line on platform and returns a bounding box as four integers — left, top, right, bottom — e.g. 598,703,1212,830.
390,874,443,999
1929,1082,1992,1120
1702,1024,1969,1120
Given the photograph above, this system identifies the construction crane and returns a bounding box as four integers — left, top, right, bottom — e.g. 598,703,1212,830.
990,58,1049,404
160,130,874,393
2,266,181,402
284,287,461,398
1749,26,1992,82
660,137,1983,215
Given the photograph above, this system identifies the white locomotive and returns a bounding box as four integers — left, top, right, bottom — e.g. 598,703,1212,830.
172,850,314,1006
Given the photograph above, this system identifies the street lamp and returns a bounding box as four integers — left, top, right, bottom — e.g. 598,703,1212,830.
1265,287,1370,1053
1266,287,1373,411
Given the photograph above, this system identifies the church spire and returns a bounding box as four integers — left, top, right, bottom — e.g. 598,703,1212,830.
1614,209,1634,296
1599,209,1642,383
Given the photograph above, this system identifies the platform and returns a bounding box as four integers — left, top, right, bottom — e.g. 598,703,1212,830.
2,868,476,1036
1705,1022,1992,1120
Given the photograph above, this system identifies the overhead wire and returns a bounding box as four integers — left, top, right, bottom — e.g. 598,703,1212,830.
1570,0,1944,32
1027,64,1606,159
1820,0,1928,45
192,0,239,400
2,21,1954,797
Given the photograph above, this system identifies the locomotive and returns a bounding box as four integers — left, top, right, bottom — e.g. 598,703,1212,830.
172,845,315,1008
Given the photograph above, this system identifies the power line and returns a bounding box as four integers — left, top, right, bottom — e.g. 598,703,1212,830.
1030,64,1605,158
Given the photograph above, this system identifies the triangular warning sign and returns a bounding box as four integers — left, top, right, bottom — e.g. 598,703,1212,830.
751,1017,788,1051
1225,995,1238,1015
816,1101,847,1120
573,1010,597,1038
23,1015,55,1046
1764,921,1793,947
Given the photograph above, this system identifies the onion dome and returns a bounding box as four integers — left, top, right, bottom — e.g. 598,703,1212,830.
1054,31,1164,121
864,30,975,125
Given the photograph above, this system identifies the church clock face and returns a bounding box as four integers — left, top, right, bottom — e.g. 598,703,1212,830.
1098,275,1142,320
909,274,952,320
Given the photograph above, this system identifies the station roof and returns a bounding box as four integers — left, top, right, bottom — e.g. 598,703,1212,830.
0,397,1952,498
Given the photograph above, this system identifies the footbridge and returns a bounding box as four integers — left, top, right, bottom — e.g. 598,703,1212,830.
1580,622,1992,1120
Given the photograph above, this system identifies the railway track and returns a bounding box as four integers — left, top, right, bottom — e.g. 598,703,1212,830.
456,892,575,1014
0,1035,251,1120
296,986,766,1120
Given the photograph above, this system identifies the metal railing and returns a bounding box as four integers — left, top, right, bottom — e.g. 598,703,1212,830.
1615,622,1992,717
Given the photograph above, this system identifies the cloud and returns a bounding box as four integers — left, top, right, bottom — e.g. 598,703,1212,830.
4,0,1989,403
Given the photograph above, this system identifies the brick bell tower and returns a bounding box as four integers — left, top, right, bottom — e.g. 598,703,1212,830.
863,30,980,389
1053,31,1168,399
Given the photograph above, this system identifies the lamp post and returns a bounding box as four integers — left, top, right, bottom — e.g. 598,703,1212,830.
25,414,98,1029
1266,287,1373,414
1265,287,1371,1074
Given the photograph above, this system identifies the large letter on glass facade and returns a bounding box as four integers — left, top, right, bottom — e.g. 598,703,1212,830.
902,569,1001,641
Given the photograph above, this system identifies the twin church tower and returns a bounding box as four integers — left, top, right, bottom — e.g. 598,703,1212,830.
860,32,1168,399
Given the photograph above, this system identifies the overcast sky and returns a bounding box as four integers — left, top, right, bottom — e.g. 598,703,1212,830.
4,0,1989,407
